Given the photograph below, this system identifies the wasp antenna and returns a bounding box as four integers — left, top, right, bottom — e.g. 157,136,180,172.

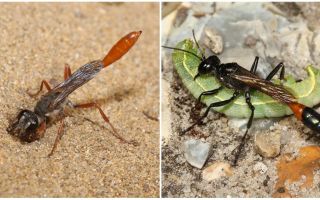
102,31,142,67
162,45,203,61
192,29,206,59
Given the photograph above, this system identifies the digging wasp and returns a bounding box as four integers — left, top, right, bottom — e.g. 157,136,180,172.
7,31,142,156
163,30,320,166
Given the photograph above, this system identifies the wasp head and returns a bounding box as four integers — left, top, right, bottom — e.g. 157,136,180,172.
195,55,220,80
7,109,41,142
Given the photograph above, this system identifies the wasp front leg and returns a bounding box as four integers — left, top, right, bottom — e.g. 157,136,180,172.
48,119,65,157
182,91,240,135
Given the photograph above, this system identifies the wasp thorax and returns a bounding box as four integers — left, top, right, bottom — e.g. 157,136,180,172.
7,109,40,142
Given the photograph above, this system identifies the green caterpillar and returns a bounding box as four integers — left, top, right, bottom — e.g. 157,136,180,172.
172,39,320,118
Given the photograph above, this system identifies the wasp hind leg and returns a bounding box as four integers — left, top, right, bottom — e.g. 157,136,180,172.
74,102,138,146
250,56,259,74
64,63,72,80
266,62,285,81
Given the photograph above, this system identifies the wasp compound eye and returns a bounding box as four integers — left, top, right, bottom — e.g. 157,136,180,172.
198,62,212,74
7,109,40,142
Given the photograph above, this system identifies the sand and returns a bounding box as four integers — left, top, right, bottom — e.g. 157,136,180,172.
0,3,159,197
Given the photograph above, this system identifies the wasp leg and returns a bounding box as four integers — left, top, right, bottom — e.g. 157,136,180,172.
27,80,52,97
232,90,255,166
48,120,65,157
74,102,138,146
193,86,223,115
64,63,72,80
266,62,285,81
250,56,259,74
182,91,240,135
197,86,223,103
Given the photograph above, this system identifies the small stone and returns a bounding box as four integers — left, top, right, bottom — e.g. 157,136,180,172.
202,162,233,181
174,6,189,27
244,35,258,48
184,139,212,169
254,130,281,158
253,162,268,174
203,27,223,54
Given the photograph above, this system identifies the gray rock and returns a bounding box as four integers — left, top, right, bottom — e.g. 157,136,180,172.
184,139,213,169
254,130,281,158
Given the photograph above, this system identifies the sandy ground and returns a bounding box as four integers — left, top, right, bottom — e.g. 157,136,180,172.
162,2,320,198
0,3,159,197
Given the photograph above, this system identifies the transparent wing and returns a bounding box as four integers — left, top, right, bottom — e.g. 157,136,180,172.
230,72,297,104
49,60,104,108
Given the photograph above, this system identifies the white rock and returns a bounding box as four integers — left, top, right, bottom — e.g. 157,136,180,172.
184,139,212,169
202,162,233,181
253,162,268,174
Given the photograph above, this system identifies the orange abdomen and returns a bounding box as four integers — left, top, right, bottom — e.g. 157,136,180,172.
288,102,305,121
102,31,142,67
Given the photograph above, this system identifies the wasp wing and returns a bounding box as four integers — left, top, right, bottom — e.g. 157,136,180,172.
48,60,104,109
230,70,297,104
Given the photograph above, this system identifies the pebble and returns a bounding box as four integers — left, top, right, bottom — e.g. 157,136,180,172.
203,27,223,54
253,162,268,174
244,35,258,48
184,139,212,169
254,130,281,158
202,162,233,181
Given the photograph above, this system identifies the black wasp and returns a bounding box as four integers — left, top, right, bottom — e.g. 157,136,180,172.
163,30,320,166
